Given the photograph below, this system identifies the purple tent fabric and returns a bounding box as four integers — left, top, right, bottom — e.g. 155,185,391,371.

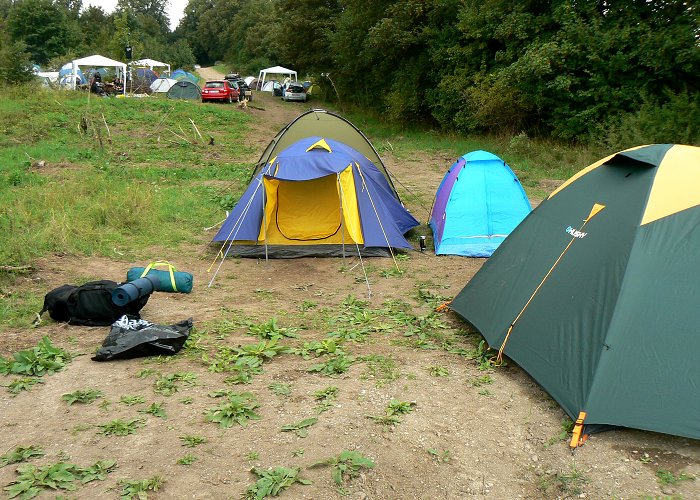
213,137,419,254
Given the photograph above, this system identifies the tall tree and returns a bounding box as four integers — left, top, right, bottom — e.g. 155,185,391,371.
275,0,340,73
7,0,82,64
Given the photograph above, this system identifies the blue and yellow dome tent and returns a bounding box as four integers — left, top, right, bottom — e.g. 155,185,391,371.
449,144,700,447
429,150,531,257
212,136,419,259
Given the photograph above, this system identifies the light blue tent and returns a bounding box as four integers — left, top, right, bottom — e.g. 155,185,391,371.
429,150,531,257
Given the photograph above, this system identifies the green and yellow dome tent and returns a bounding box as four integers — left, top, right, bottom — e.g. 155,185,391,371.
449,144,700,447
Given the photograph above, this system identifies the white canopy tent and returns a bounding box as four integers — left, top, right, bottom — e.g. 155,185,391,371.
71,54,127,95
131,58,171,75
257,65,297,91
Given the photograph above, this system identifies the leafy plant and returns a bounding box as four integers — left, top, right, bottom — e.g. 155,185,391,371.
136,368,157,378
299,339,344,358
308,354,353,377
359,355,400,387
62,388,104,406
2,336,72,376
545,419,574,448
6,377,43,395
246,451,259,461
98,419,144,436
204,392,261,428
180,435,207,448
177,454,197,465
120,395,146,406
470,374,493,387
154,372,197,396
300,300,317,311
311,450,375,485
368,399,416,426
280,417,318,438
138,402,166,419
313,386,339,414
245,466,311,499
0,446,44,468
247,318,298,339
119,475,164,500
268,382,291,396
3,459,116,498
428,366,449,377
428,448,450,463
538,465,589,496
656,470,695,486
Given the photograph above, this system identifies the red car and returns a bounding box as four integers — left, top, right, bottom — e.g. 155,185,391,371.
201,80,239,103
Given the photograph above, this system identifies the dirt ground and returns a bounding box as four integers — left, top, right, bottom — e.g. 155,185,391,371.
1,69,699,500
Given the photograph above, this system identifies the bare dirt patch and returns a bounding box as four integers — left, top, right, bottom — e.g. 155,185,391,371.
1,75,699,499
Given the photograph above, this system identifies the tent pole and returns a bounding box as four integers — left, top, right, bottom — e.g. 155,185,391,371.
262,179,268,263
338,173,346,262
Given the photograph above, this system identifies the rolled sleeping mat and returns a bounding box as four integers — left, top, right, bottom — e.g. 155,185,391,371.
126,262,193,293
112,277,155,307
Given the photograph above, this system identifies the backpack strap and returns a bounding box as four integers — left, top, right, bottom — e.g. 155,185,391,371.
140,261,178,292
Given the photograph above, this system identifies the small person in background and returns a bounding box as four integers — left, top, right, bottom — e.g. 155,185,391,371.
90,71,103,94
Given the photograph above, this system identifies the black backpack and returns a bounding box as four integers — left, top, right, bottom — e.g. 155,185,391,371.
38,280,150,326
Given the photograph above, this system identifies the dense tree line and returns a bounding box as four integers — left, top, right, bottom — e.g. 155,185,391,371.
2,0,698,144
0,0,195,82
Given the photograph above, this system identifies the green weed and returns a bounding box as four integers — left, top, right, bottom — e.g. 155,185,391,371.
308,354,353,377
180,435,207,448
0,445,44,468
135,368,157,378
358,355,400,387
297,338,344,359
470,375,493,387
3,459,116,498
368,399,416,426
247,318,298,339
62,388,104,406
311,450,375,485
204,392,261,428
268,382,291,397
154,371,197,396
300,300,317,311
656,470,695,486
538,464,588,496
0,336,72,376
428,448,450,463
177,454,197,465
545,419,574,448
428,365,449,377
5,377,43,395
280,417,318,438
313,386,339,414
245,466,311,499
120,395,146,406
138,403,167,419
246,451,259,461
98,418,144,436
119,475,164,500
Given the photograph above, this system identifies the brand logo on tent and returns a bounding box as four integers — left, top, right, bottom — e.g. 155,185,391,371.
566,226,588,239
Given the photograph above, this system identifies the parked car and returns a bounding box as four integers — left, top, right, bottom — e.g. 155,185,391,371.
225,74,253,101
282,82,307,102
201,80,239,103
